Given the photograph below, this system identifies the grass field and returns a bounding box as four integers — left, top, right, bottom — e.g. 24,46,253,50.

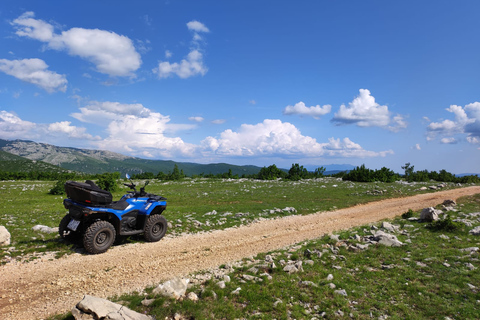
1,178,479,319
0,177,459,261
44,185,480,320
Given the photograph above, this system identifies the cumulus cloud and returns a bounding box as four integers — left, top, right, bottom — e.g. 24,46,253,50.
47,121,100,140
11,11,141,77
94,113,196,158
70,99,195,157
331,89,406,131
0,111,36,139
283,102,332,119
201,119,392,158
153,20,209,79
71,101,148,125
427,102,480,144
0,58,67,93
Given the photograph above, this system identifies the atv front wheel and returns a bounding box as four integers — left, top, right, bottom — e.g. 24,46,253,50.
59,214,81,243
144,215,167,242
83,220,116,254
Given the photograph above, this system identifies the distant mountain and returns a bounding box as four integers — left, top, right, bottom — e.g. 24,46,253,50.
0,139,262,176
0,150,72,174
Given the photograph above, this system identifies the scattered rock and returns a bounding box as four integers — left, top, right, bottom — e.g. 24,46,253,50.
72,295,152,320
334,289,347,297
216,281,226,289
372,231,403,247
186,292,199,302
469,226,480,236
153,278,189,299
420,207,442,222
0,226,11,246
231,287,241,295
381,222,399,233
32,225,59,234
141,299,155,306
283,264,298,274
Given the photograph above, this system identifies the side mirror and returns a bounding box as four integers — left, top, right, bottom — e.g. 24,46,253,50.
126,173,131,179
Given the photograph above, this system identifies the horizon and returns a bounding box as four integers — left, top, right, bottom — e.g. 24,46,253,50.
1,1,479,174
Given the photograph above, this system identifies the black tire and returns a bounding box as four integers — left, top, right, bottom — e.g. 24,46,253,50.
144,215,168,242
83,220,116,254
58,214,81,243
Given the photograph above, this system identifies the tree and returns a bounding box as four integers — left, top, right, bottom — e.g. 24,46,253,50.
257,164,286,180
96,172,120,192
287,163,308,181
402,162,415,181
313,167,326,178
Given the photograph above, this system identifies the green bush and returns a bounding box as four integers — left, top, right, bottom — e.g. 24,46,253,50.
427,216,462,232
96,172,120,192
401,209,414,219
49,180,66,195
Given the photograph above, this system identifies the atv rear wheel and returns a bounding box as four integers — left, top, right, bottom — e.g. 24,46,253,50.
59,214,81,243
83,220,116,254
144,214,167,242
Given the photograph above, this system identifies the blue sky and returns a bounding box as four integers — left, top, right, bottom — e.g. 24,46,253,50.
1,1,479,174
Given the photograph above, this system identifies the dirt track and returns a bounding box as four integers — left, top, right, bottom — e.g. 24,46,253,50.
1,186,479,320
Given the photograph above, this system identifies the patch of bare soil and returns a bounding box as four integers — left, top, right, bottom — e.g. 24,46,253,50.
1,186,479,320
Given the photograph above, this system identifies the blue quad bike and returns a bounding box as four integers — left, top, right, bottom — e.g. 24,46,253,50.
59,174,167,254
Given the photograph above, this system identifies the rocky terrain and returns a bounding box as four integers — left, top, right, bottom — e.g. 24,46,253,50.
0,186,479,319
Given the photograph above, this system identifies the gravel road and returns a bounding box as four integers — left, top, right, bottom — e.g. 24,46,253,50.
1,186,479,320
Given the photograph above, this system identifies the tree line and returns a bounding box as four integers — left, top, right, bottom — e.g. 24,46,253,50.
2,162,478,185
338,163,479,184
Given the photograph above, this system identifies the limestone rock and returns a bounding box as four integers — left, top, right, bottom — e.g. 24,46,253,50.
32,225,59,234
72,295,152,320
0,226,11,246
420,207,442,222
373,231,403,247
469,226,480,236
153,278,189,299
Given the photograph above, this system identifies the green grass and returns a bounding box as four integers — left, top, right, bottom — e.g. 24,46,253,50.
0,177,462,261
1,178,478,319
52,193,480,320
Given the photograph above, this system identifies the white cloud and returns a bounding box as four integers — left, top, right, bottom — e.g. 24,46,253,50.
427,102,479,144
414,144,421,150
440,137,457,144
189,116,204,122
94,113,196,158
70,99,195,157
211,119,226,124
71,101,149,125
187,21,210,33
12,12,141,77
331,89,405,130
153,20,209,79
12,12,54,42
154,49,207,79
283,101,332,119
201,119,392,158
0,111,36,139
0,58,67,93
47,121,100,140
